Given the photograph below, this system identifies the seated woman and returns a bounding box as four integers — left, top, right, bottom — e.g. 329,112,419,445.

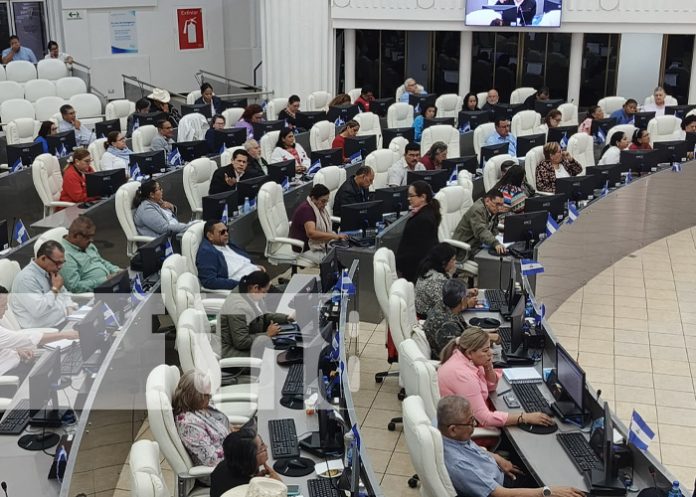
420,141,448,171
235,104,264,141
205,114,227,154
195,82,223,116
396,180,441,282
438,327,554,429
59,149,98,206
243,139,268,176
538,109,562,134
270,128,309,174
331,120,360,163
643,86,667,117
288,184,347,264
218,271,292,358
328,93,351,107
278,95,301,130
34,120,56,153
210,428,281,497
535,141,583,193
172,369,230,468
133,179,192,237
598,131,629,165
423,279,477,358
101,131,132,171
462,92,479,112
578,105,603,138
492,163,529,214
413,105,436,143
629,128,652,151
415,243,457,317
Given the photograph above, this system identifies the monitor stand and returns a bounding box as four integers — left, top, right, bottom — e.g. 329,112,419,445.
553,400,584,419
298,432,343,459
18,432,60,451
587,469,627,496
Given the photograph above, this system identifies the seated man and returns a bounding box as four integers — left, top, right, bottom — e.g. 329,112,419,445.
387,143,426,187
354,85,375,113
452,190,507,260
485,118,517,157
1,35,37,64
681,114,696,134
127,98,151,137
482,89,499,111
9,241,75,329
196,220,265,290
399,77,427,103
523,86,549,110
333,165,374,214
610,99,638,125
58,104,94,147
438,395,584,497
60,216,121,293
150,119,175,154
209,149,262,195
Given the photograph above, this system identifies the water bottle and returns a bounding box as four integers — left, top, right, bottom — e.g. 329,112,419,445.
344,430,355,468
242,197,250,214
667,481,681,497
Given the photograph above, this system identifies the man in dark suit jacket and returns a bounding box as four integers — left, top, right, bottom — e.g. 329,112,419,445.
333,165,374,215
196,220,266,290
209,149,263,195
495,0,536,25
524,86,550,110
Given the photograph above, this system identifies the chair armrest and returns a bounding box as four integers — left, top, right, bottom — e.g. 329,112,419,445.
0,398,11,410
219,357,263,369
472,427,501,438
537,191,555,196
330,215,341,224
0,376,19,387
49,201,76,208
212,392,258,403
70,292,94,301
132,235,155,243
272,236,305,249
202,288,232,297
227,415,253,425
183,466,214,478
442,238,472,251
201,298,225,314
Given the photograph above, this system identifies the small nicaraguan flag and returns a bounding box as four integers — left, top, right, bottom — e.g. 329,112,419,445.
164,238,174,258
330,330,340,361
545,212,559,238
600,180,609,197
341,269,356,295
221,203,229,224
10,157,22,173
281,177,290,191
449,167,458,184
628,409,655,451
559,132,569,150
131,274,147,305
100,302,120,328
334,116,345,127
520,258,544,276
459,122,471,134
349,150,362,164
351,423,361,451
218,143,226,154
672,161,682,172
414,103,421,114
540,303,545,321
249,198,256,210
307,161,322,175
168,147,183,167
284,119,290,128
595,127,606,144
130,162,143,181
625,170,633,184
57,143,68,158
132,118,140,131
567,202,580,223
13,219,29,245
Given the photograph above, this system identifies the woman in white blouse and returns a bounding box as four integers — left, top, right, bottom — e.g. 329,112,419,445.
101,131,133,173
598,131,629,165
270,128,309,174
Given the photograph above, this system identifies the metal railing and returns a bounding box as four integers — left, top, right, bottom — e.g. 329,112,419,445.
194,69,273,103
121,74,189,109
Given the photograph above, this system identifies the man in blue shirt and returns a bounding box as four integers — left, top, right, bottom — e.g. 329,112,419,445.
399,77,427,103
1,35,37,64
485,117,517,157
438,396,584,497
609,99,638,125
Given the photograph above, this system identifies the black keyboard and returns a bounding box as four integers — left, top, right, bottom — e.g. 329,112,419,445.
61,345,83,376
511,383,552,415
485,289,507,311
0,399,31,435
347,236,375,248
308,478,343,497
498,326,511,350
281,363,304,397
268,418,300,458
557,432,603,473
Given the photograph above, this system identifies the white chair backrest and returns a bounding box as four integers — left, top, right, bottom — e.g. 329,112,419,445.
260,130,280,162
354,112,382,147
220,146,245,167
373,247,397,324
387,102,414,128
183,158,217,215
0,260,20,296
605,124,636,146
88,138,107,171
258,182,295,262
395,83,424,102
647,115,684,144
176,309,218,388
365,149,396,190
566,132,595,170
222,107,244,128
483,154,516,192
307,91,331,112
34,96,65,121
105,99,136,130
524,145,545,189
55,77,87,99
22,79,55,102
69,93,102,121
177,112,209,142
388,278,418,348
1,98,34,122
643,94,678,107
457,169,474,192
33,227,68,256
473,122,496,158
309,120,335,151
435,94,463,120
435,185,472,243
0,81,24,105
511,110,542,137
181,221,205,276
558,102,578,126
399,339,440,419
175,272,209,322
476,91,488,109
129,440,170,497
5,60,36,84
347,88,362,103
115,181,151,257
313,166,346,216
132,125,157,153
5,117,39,145
421,125,460,158
161,254,189,324
32,153,63,207
0,65,5,81
510,87,536,105
388,136,409,159
186,89,202,105
597,96,626,116
37,59,69,81
265,97,287,120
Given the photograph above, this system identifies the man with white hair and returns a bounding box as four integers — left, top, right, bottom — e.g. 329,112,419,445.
399,77,428,103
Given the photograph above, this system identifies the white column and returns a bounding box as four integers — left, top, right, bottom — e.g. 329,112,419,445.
344,29,356,92
459,31,473,96
567,33,583,105
689,46,696,104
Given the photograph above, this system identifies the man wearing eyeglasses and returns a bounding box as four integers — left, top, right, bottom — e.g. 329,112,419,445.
438,396,584,497
9,240,75,329
151,119,176,154
58,104,94,147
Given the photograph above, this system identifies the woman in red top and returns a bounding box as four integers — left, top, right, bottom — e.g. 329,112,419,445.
331,120,360,163
59,148,99,206
628,128,652,151
420,141,448,170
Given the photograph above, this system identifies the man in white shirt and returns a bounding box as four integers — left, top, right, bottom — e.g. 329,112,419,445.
387,142,426,186
58,104,94,147
45,40,74,64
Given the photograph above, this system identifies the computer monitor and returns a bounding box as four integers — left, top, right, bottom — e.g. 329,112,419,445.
94,119,121,139
620,149,663,173
252,120,284,140
296,111,327,130
547,125,577,147
524,193,567,222
652,140,690,163
492,103,525,120
556,342,585,412
457,110,492,132
25,349,63,441
132,111,168,127
480,142,509,168
310,148,343,167
443,156,478,175
47,130,77,157
340,200,384,233
591,118,616,143
368,98,394,117
129,150,167,176
7,142,43,170
534,99,564,117
507,295,526,356
213,128,246,151
0,219,7,251
267,159,295,185
555,175,598,202
327,105,360,125
320,247,340,293
344,135,377,160
318,408,345,454
174,140,208,162
406,169,450,193
373,186,409,216
516,133,546,158
236,175,270,206
502,211,547,245
664,104,696,119
93,269,131,322
86,169,127,198
472,176,485,201
382,127,415,146
220,98,247,110
202,190,239,221
135,234,169,278
686,131,696,150
423,117,455,130
632,111,655,128
74,303,111,362
408,94,437,112
181,103,211,118
584,164,623,189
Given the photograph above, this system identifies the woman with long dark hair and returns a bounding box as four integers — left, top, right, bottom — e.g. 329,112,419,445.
420,141,448,171
270,128,309,173
234,104,264,140
34,120,56,153
598,131,629,165
133,179,192,237
629,128,652,151
492,163,530,213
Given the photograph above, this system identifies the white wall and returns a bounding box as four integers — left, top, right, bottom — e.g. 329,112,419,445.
222,0,262,88
616,34,663,102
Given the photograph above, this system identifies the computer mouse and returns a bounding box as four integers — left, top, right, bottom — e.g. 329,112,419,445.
517,422,558,435
287,459,308,470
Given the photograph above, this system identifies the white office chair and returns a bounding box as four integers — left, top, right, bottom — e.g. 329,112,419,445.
55,77,87,99
389,278,432,373
257,182,317,268
483,154,516,191
5,61,36,84
32,227,68,256
558,102,578,126
160,254,190,326
222,107,244,128
567,132,595,170
259,130,280,162
265,97,287,120
0,260,20,295
69,93,102,127
22,79,55,103
105,99,135,131
435,186,478,275
31,153,75,217
306,91,331,112
5,118,40,145
597,96,626,116
365,149,396,190
510,87,536,105
511,110,542,138
178,113,209,142
476,91,488,109
457,169,474,192
524,145,547,191
395,83,424,103
373,247,399,384
36,59,68,81
183,158,217,218
604,124,636,146
1,98,35,123
313,166,346,222
309,120,336,151
115,181,155,257
354,111,382,147
180,221,232,296
175,272,225,321
473,122,496,160
435,94,463,121
421,125,460,158
220,146,244,167
643,94,678,107
87,138,107,171
132,125,157,153
347,88,362,103
387,102,414,128
389,136,409,158
129,440,170,497
0,81,24,106
34,96,65,122
647,115,684,144
0,65,5,81
186,90,202,105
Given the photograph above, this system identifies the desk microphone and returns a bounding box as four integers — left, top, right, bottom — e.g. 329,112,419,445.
596,389,602,400
1,481,8,497
649,466,657,489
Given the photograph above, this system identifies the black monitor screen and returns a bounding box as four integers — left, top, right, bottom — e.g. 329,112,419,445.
423,117,455,130
547,125,577,147
408,94,437,112
524,193,567,222
632,111,655,128
136,234,169,278
535,99,564,117
213,128,246,151
237,175,270,206
585,164,623,189
296,111,327,130
344,135,377,160
318,408,344,453
267,159,295,185
94,269,130,295
0,219,7,251
373,186,409,215
220,98,247,110
327,105,359,125
458,110,492,132
503,211,547,244
556,343,585,411
252,120,284,141
29,348,61,414
382,127,415,146
310,148,343,168
181,103,211,118
492,103,525,120
129,150,167,176
652,140,689,163
74,303,110,361
202,190,239,221
340,200,383,232
94,119,121,139
406,169,449,193
591,118,616,143
555,175,597,202
516,133,546,159
664,105,696,119
175,140,208,162
319,248,339,293
620,149,663,173
47,130,77,158
443,156,478,175
509,295,525,354
86,169,127,198
132,111,168,127
480,142,509,168
369,98,394,117
7,142,43,169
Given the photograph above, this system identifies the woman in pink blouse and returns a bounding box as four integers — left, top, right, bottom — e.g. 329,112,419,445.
437,327,554,429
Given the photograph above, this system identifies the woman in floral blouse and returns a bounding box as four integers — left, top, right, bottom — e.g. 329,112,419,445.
535,141,583,193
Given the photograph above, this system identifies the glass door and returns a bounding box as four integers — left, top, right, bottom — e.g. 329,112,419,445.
355,29,406,99
661,34,694,104
0,2,11,52
11,1,47,59
579,34,620,107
